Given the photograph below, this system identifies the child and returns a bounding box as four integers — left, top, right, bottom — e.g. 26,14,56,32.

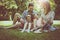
21,15,32,33
4,13,24,29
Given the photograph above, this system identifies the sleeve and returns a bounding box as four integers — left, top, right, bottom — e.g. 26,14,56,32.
22,10,26,20
50,11,55,20
48,11,55,23
33,11,38,15
22,10,27,23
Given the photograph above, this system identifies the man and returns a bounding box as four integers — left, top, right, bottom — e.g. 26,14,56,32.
22,3,37,22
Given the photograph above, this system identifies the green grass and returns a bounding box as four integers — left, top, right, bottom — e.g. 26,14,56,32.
0,29,60,40
0,20,60,40
0,29,52,40
0,21,13,26
0,20,60,26
53,20,60,26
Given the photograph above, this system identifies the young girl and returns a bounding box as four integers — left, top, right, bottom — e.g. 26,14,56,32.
5,13,24,29
21,13,38,33
13,13,21,24
21,15,32,33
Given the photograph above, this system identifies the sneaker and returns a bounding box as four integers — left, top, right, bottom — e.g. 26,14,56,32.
34,29,42,33
43,30,48,32
21,30,25,32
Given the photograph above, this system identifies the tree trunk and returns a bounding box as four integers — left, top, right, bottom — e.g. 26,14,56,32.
54,0,60,20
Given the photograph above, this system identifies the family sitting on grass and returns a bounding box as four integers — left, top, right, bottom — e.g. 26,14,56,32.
2,1,57,33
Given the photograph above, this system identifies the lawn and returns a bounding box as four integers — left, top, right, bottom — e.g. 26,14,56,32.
0,20,60,26
0,29,60,40
0,20,60,40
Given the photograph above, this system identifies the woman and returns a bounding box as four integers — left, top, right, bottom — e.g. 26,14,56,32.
34,1,56,33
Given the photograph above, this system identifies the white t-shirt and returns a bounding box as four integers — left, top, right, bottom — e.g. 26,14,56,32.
41,11,55,23
36,11,55,27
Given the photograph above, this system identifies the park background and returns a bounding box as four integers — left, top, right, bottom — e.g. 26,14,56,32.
0,0,60,20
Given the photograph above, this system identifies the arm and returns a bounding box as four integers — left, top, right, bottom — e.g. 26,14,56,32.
41,17,46,26
22,10,26,20
47,11,55,25
33,14,38,27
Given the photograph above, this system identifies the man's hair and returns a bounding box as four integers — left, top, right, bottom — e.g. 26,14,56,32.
28,3,34,7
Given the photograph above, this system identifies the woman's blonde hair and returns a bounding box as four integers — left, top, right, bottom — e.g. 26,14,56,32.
41,1,51,13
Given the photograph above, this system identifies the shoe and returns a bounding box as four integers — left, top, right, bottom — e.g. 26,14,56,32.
34,29,42,33
43,30,48,32
21,30,24,32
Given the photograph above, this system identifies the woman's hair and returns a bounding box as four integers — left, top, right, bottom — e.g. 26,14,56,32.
41,1,51,13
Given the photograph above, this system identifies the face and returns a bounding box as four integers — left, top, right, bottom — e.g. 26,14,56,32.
34,14,38,19
26,15,31,22
28,6,34,12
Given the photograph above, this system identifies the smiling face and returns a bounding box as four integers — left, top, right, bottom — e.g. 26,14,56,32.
26,15,31,22
28,3,34,13
28,6,34,12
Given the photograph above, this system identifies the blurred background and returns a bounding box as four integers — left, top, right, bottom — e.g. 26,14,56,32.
0,0,60,21
0,0,60,26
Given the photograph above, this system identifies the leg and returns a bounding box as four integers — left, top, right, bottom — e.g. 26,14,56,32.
41,23,51,32
33,19,37,28
5,22,21,29
27,23,31,33
31,26,40,31
21,22,28,32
